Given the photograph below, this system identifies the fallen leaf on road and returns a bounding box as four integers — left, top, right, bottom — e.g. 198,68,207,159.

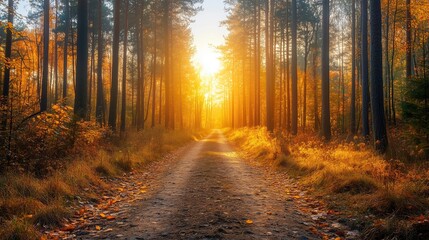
61,224,76,232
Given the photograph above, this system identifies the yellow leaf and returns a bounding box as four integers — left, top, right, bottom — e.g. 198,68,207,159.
96,225,101,231
100,213,106,218
245,219,253,224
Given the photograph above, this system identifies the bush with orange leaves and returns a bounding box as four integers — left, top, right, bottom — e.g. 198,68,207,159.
2,104,107,176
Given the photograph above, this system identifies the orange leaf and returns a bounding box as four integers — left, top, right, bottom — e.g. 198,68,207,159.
96,225,101,231
309,227,319,235
100,213,106,218
61,224,76,232
245,219,253,224
106,215,116,220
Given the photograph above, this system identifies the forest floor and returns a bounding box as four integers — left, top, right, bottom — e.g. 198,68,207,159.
44,130,358,239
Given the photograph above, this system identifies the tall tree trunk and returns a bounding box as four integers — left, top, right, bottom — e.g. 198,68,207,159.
303,26,312,131
256,0,261,126
151,19,157,128
120,0,129,133
361,0,370,137
370,0,388,153
390,0,398,124
74,0,89,119
164,0,172,129
406,0,412,80
63,0,70,99
384,0,391,122
291,0,298,135
321,0,331,140
41,0,50,112
286,3,291,132
96,0,105,126
350,0,357,135
313,24,320,132
265,0,274,132
1,0,14,130
88,28,96,120
54,0,59,102
139,16,146,130
108,0,121,130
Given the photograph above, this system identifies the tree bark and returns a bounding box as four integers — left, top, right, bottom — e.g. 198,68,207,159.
108,0,121,130
41,0,50,112
265,0,274,132
96,0,105,126
291,0,298,135
350,0,357,135
74,0,89,119
62,0,70,99
406,0,412,80
370,0,388,153
1,0,14,129
120,0,129,133
321,0,331,140
361,0,370,137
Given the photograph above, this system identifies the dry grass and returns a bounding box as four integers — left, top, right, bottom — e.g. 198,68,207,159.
227,127,429,238
0,127,196,239
0,219,40,240
32,204,71,227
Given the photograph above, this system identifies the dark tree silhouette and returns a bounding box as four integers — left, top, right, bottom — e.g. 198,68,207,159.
350,0,356,135
265,0,275,132
321,0,331,140
361,0,370,137
406,0,412,80
96,0,105,126
120,0,129,133
41,0,49,112
370,0,388,153
1,0,14,129
62,0,70,99
108,0,121,130
75,0,89,119
291,0,298,135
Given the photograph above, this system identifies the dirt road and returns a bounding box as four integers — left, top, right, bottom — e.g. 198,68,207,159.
62,130,354,239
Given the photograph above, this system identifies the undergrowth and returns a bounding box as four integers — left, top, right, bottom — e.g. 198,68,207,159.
0,127,196,240
227,127,429,239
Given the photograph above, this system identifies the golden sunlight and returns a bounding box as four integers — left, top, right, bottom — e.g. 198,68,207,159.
193,47,222,77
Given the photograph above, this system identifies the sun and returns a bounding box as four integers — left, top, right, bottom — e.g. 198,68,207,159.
193,47,221,77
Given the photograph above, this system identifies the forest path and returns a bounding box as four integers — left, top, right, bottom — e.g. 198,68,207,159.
62,130,355,239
